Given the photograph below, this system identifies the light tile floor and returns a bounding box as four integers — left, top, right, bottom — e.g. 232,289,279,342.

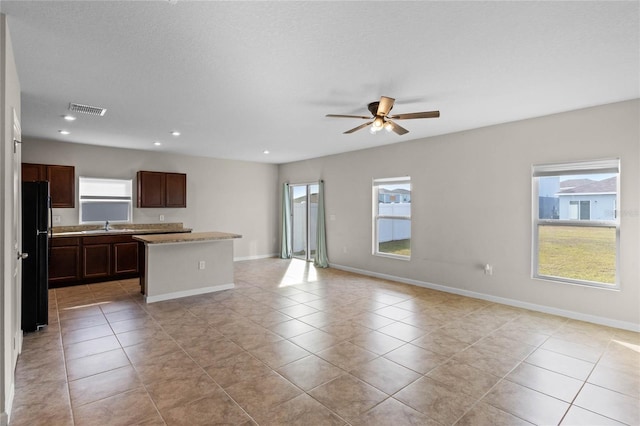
10,258,640,425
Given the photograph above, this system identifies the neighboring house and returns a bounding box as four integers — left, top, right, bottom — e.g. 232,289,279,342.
539,176,560,219
557,176,617,220
379,188,411,203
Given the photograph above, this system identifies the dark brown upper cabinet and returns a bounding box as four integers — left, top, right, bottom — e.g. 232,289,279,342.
165,173,187,207
22,163,75,208
137,171,186,208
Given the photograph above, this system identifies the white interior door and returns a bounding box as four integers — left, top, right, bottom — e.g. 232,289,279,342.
12,108,22,357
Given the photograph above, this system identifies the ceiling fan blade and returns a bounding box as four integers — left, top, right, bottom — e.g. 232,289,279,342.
326,114,371,119
390,110,440,120
387,120,409,135
377,96,395,116
344,122,373,134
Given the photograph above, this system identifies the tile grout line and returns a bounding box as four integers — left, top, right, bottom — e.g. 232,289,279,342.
53,288,77,426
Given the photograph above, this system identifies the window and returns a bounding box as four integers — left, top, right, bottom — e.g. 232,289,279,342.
532,159,619,288
373,177,411,259
79,177,133,224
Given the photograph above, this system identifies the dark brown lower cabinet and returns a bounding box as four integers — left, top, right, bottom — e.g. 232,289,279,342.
49,238,80,285
49,234,140,287
83,244,111,279
114,242,139,274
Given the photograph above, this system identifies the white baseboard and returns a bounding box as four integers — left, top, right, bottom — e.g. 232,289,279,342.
330,263,640,333
1,382,14,426
145,283,235,304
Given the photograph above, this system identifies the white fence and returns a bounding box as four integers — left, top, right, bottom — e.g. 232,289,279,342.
292,203,317,253
378,203,411,243
293,202,409,250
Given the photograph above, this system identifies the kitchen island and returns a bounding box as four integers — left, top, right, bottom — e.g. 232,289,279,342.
133,231,242,303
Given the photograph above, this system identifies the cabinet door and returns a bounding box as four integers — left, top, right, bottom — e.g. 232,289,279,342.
137,171,165,207
47,165,75,208
83,244,111,279
49,246,80,284
22,163,46,182
113,242,139,275
165,173,187,207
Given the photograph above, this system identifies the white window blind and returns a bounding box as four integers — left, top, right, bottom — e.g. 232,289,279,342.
79,177,133,223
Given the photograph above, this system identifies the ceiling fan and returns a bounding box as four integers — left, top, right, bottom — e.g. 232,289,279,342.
326,96,440,135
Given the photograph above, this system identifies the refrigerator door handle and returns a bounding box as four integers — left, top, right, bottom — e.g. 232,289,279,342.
17,252,29,260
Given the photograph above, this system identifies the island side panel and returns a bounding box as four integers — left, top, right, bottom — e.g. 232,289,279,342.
144,239,235,303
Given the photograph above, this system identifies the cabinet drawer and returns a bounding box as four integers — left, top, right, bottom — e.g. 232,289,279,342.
82,235,133,245
50,237,80,247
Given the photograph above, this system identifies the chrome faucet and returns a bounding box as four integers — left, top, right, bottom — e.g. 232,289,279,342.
104,220,110,231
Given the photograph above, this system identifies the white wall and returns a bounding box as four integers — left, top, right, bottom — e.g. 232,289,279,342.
21,139,280,260
279,100,640,330
0,14,21,426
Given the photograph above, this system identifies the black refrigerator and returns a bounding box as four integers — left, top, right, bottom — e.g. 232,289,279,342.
22,181,51,332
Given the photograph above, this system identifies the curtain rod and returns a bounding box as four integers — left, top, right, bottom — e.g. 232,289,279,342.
288,180,322,186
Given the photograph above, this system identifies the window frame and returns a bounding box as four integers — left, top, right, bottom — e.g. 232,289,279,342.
532,159,620,289
372,176,412,260
78,176,133,224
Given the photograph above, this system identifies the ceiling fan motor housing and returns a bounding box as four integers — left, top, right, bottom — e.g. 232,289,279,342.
368,101,390,116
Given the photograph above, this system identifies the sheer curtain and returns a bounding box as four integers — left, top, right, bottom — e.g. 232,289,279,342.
280,183,292,259
314,180,329,268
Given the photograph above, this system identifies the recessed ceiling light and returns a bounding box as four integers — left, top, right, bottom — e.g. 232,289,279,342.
170,131,181,136
154,141,162,146
263,150,270,154
58,130,70,135
63,115,76,121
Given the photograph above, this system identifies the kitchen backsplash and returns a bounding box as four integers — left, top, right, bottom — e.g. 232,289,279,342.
52,222,187,233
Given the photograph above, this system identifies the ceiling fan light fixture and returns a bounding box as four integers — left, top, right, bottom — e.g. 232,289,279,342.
326,96,440,135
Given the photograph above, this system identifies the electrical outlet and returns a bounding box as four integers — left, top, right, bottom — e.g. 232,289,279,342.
198,260,205,270
484,264,493,275
159,214,165,222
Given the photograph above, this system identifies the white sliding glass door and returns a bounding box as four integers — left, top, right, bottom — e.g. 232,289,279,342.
290,184,318,261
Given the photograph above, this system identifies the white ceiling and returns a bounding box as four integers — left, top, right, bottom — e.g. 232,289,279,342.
2,1,638,164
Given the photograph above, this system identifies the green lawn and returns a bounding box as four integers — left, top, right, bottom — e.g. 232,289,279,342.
538,225,616,284
379,239,411,256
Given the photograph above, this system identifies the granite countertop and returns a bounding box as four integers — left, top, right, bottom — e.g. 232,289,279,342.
133,231,242,245
52,222,192,237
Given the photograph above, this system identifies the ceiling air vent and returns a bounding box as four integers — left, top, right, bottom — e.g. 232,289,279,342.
68,103,107,116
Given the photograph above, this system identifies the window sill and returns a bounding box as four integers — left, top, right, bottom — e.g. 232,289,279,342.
533,274,620,291
373,252,411,261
